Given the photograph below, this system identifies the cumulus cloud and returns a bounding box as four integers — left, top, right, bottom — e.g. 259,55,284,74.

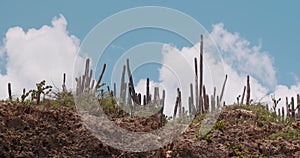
135,23,299,116
211,23,276,89
0,14,84,99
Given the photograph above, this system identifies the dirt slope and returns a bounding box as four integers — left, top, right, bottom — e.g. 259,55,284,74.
0,102,299,158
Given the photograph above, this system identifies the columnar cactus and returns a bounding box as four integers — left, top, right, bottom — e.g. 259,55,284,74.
291,97,295,118
199,34,204,112
241,86,246,105
246,75,251,106
95,63,106,91
194,58,199,113
62,73,67,92
8,83,12,100
190,83,195,115
177,88,182,116
220,74,228,103
126,59,139,105
120,65,126,104
146,78,150,105
173,96,179,120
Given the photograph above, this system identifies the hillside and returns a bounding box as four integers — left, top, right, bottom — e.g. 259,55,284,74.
1,102,299,158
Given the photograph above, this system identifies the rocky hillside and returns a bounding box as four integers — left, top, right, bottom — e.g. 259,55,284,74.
0,102,299,158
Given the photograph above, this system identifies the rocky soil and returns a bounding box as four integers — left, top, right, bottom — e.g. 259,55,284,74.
0,102,299,158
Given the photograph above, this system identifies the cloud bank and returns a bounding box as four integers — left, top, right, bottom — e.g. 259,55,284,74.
0,14,84,99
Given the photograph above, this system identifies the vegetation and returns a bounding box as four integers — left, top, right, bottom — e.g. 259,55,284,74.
228,104,279,124
213,120,228,131
268,126,300,140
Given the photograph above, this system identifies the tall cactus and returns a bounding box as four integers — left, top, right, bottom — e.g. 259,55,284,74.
286,97,290,117
246,75,251,106
95,63,106,91
203,85,207,113
126,59,139,105
291,97,295,118
190,83,195,115
194,58,199,112
160,90,165,127
120,65,126,100
8,83,12,101
173,96,179,120
62,73,67,92
177,88,182,116
199,34,204,112
113,82,116,97
146,78,150,105
241,86,246,105
219,74,228,103
297,94,300,118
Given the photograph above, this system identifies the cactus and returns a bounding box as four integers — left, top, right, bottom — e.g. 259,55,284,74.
177,88,182,116
160,90,165,127
194,58,199,112
188,96,192,115
146,78,150,105
286,97,290,117
217,95,220,109
154,87,158,107
126,59,139,105
199,34,204,113
173,96,179,120
127,84,132,106
113,83,116,97
219,74,228,103
138,93,141,105
282,107,285,123
161,90,165,109
246,75,250,106
120,65,126,104
143,95,146,106
236,95,241,106
203,85,207,113
190,83,195,115
95,63,106,91
241,86,246,105
62,73,67,92
297,94,300,118
28,80,52,104
8,83,12,101
291,97,295,118
211,87,216,111
83,58,90,90
271,94,281,112
278,108,281,122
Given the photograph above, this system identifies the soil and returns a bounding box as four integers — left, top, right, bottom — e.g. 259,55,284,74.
1,102,299,158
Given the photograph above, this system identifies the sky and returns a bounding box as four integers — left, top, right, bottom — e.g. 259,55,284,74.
0,1,300,115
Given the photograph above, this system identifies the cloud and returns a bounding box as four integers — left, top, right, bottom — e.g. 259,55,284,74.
0,14,85,99
134,23,299,116
210,23,276,89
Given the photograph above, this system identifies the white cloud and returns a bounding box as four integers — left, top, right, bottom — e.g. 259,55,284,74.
0,14,85,99
210,23,276,89
134,23,299,116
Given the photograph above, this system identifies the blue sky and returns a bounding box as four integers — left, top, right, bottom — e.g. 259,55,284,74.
1,1,300,86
